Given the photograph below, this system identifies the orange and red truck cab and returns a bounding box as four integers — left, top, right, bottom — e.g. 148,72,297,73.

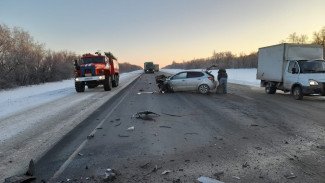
74,52,119,92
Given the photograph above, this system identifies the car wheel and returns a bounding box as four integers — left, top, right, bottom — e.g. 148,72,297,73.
198,84,209,94
293,86,303,100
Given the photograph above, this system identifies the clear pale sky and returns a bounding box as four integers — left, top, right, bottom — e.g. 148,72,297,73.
1,0,325,68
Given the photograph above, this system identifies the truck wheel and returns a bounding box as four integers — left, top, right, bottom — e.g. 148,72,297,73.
75,82,85,92
265,86,276,94
198,84,209,94
293,86,303,100
112,75,119,87
104,75,112,91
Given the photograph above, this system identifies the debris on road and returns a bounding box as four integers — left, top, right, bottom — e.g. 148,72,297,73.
137,92,155,95
159,125,172,128
242,162,249,168
213,171,224,180
87,134,94,139
115,118,120,121
152,165,162,172
78,153,83,156
284,173,297,179
102,168,121,182
140,162,151,169
97,127,103,129
316,145,325,149
232,176,241,180
133,111,160,119
114,122,121,127
127,126,135,131
198,176,224,183
255,147,262,150
251,124,259,127
118,134,130,137
161,170,171,175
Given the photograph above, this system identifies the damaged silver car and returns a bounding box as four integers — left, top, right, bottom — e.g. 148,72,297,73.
157,70,218,94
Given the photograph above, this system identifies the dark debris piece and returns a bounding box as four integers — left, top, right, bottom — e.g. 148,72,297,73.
133,111,160,118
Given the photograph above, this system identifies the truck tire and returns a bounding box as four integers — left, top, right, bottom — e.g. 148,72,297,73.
198,84,209,94
265,86,276,94
112,75,119,87
75,82,85,92
104,75,112,91
293,86,303,100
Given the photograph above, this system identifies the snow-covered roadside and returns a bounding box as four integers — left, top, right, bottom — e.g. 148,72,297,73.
161,68,260,86
0,70,142,181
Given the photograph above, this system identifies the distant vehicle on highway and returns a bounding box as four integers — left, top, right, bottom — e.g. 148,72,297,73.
144,62,154,73
154,64,159,72
164,70,217,94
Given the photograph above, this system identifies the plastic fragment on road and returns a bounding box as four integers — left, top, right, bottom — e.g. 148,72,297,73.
197,176,224,183
127,126,135,131
161,170,171,175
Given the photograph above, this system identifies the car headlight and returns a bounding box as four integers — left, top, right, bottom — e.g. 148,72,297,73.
75,78,79,82
99,76,104,80
309,80,318,86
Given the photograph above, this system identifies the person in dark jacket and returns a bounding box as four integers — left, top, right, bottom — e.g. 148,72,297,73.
217,69,228,94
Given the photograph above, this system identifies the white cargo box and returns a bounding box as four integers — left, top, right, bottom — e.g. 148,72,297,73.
257,43,323,82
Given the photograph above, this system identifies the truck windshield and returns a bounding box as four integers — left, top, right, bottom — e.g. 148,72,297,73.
145,63,154,68
298,60,325,73
82,57,105,64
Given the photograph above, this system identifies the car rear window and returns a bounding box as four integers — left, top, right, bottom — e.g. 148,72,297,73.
187,72,204,78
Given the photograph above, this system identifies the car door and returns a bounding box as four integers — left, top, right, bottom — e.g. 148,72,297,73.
186,72,204,91
284,61,300,90
169,72,187,91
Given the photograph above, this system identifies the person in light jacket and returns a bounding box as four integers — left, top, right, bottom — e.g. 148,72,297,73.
217,69,228,94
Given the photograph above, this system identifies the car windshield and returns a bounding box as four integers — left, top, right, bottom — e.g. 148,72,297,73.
82,57,105,64
298,60,325,73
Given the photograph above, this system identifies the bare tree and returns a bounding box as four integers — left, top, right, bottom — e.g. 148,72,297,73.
312,26,325,54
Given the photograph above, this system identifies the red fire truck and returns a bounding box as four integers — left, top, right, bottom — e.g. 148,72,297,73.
74,52,119,92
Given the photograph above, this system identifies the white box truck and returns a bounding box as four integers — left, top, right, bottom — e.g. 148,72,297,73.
257,43,325,100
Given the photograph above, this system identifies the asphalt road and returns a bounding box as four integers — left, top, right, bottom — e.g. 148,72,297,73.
33,72,325,183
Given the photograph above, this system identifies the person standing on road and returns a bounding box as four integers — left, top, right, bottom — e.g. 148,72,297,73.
217,68,228,94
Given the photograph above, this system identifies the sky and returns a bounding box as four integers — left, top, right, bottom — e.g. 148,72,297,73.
1,0,325,68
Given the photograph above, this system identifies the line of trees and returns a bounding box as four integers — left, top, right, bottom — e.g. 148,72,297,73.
165,26,325,70
0,24,142,90
119,62,142,73
0,24,78,89
164,52,258,69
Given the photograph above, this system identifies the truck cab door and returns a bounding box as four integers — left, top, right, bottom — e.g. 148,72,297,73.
284,61,300,90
